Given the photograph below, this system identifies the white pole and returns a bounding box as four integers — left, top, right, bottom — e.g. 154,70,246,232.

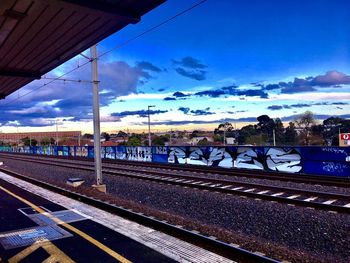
273,129,276,146
223,126,226,146
55,120,58,146
148,105,155,146
91,45,103,186
170,129,172,146
148,107,151,146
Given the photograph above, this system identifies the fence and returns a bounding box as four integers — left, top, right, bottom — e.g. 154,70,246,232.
0,145,349,177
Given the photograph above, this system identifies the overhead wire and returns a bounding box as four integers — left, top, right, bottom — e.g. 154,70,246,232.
0,0,208,107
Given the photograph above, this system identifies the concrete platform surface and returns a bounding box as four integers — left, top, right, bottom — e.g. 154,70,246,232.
0,171,233,263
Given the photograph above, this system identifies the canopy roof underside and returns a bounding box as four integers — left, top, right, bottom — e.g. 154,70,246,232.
0,0,165,99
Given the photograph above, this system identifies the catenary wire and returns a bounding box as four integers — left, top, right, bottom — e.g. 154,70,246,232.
0,0,208,107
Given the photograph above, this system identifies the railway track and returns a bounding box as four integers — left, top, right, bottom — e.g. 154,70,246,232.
2,151,349,187
1,153,350,214
0,167,278,263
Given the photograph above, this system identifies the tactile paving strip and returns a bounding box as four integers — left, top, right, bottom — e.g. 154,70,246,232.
18,206,51,216
0,225,72,250
28,210,89,226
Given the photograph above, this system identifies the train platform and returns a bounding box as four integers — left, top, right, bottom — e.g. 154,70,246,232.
0,171,233,263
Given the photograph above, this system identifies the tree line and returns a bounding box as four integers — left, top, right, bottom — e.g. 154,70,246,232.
215,111,350,146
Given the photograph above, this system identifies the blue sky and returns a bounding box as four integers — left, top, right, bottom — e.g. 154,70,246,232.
1,0,350,133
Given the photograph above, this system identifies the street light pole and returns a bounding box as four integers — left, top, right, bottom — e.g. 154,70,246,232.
148,105,155,146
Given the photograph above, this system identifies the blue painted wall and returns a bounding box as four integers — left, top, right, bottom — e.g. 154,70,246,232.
0,146,349,177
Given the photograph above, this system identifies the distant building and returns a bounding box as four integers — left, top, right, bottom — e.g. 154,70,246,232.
0,131,81,144
225,137,236,145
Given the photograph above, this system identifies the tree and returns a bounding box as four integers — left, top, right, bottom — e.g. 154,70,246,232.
127,136,141,146
295,111,316,145
215,122,234,135
218,122,233,132
101,132,110,141
322,117,350,146
40,137,53,146
152,135,169,146
197,138,210,146
274,118,285,145
257,115,275,144
189,130,200,139
284,122,298,145
20,137,38,146
237,124,258,144
117,131,128,138
213,134,223,142
83,133,93,139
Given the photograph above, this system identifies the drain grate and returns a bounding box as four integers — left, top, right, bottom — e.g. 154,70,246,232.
28,209,88,226
0,225,72,250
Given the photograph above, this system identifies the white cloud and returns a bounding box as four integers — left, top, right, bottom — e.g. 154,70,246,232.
117,92,172,100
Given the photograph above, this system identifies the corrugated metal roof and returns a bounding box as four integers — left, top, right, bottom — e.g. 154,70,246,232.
0,0,165,99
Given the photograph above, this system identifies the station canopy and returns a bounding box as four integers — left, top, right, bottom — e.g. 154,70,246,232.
0,0,165,99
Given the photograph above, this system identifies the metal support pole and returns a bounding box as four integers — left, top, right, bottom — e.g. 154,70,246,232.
16,125,19,147
273,129,276,146
91,45,103,186
223,128,226,146
148,105,155,146
55,120,58,146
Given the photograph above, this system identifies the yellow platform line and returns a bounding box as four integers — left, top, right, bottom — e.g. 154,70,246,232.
0,185,132,263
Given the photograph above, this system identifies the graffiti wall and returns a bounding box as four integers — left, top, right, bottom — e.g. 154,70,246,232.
0,146,349,177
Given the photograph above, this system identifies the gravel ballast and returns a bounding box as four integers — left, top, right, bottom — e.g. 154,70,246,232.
1,156,349,263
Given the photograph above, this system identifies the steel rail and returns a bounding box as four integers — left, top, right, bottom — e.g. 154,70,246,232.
0,166,279,263
1,152,348,187
1,154,350,214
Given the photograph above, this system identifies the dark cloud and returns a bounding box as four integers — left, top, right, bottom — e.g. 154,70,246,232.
267,105,284,111
163,97,176,101
178,106,214,116
136,61,162,72
141,117,258,126
311,71,350,86
111,109,168,118
264,84,280,90
139,113,350,127
0,60,153,126
173,56,207,69
226,110,247,114
173,91,188,98
236,89,268,98
190,108,215,116
285,103,311,108
281,114,350,122
260,71,350,94
178,107,190,114
329,102,348,105
175,68,206,81
195,85,268,99
173,56,207,81
158,88,165,92
195,89,226,98
267,102,349,111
